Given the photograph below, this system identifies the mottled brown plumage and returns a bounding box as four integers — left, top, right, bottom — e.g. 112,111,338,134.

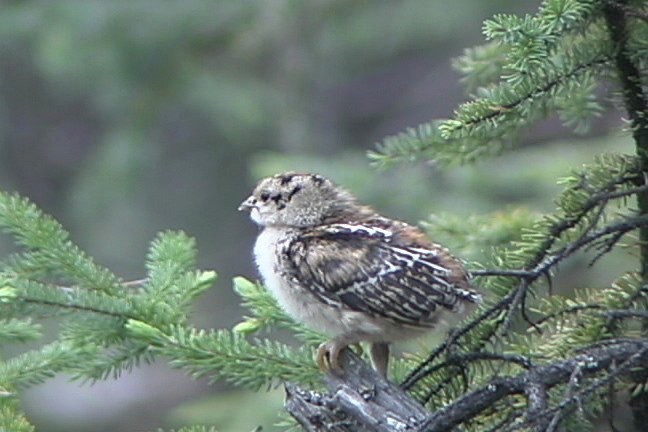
239,172,480,377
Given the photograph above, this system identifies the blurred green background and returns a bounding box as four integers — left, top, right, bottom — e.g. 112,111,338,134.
0,1,630,431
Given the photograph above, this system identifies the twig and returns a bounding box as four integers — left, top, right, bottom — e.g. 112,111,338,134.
470,269,535,277
587,229,626,266
56,278,148,293
122,278,148,287
545,364,583,432
404,213,648,392
525,381,549,432
402,173,648,405
601,309,648,320
534,304,603,326
401,298,506,390
607,373,621,432
455,351,534,369
418,351,534,405
416,339,648,432
456,57,611,131
502,345,648,432
19,296,132,319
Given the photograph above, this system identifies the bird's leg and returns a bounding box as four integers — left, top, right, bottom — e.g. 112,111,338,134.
316,338,349,374
370,342,390,378
352,343,364,356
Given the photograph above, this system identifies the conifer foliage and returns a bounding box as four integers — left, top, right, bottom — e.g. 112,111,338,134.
0,193,322,431
1,0,647,431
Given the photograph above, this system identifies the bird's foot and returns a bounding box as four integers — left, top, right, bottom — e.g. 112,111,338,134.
316,339,348,374
352,343,364,356
370,342,390,379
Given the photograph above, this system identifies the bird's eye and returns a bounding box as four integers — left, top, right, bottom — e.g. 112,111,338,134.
260,192,270,201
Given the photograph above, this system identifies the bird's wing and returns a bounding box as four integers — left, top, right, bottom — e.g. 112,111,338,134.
283,223,479,327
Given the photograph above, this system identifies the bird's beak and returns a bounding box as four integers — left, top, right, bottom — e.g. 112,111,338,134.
238,196,256,212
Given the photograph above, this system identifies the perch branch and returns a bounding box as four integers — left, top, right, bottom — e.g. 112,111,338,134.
417,339,648,432
286,339,648,432
285,350,429,432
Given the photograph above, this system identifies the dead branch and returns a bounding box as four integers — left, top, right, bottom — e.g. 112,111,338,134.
285,339,648,431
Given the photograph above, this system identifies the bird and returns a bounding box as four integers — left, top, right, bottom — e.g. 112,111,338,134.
238,172,481,378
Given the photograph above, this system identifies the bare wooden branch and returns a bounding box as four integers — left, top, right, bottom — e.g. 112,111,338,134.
603,1,648,426
418,339,648,432
286,350,428,431
525,380,549,432
285,384,360,432
285,340,648,432
545,364,583,432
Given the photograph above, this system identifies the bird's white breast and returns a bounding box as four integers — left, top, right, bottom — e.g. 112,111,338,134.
253,227,287,303
253,227,353,337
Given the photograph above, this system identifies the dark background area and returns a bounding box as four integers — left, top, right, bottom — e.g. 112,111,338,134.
0,1,631,430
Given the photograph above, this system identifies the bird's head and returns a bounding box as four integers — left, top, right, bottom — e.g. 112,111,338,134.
238,172,363,227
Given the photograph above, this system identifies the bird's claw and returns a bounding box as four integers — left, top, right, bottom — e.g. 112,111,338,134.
316,340,347,374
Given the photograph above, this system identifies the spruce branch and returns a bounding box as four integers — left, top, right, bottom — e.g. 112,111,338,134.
0,192,122,293
600,308,648,319
232,277,324,345
417,338,648,432
0,403,34,432
18,295,131,319
602,0,648,275
0,319,41,344
470,269,535,277
485,1,600,50
76,342,153,382
6,278,136,320
289,339,648,432
407,210,648,395
0,191,322,404
603,2,648,427
503,343,648,432
126,321,320,390
532,303,604,326
0,341,97,390
403,159,645,391
370,3,619,168
444,55,609,136
370,51,611,166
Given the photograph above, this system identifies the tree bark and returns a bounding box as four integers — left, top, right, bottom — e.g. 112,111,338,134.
602,1,648,429
285,350,429,431
285,339,648,431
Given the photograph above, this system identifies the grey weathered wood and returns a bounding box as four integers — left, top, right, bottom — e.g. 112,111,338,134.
285,339,648,431
285,349,428,431
417,339,648,432
285,383,363,432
